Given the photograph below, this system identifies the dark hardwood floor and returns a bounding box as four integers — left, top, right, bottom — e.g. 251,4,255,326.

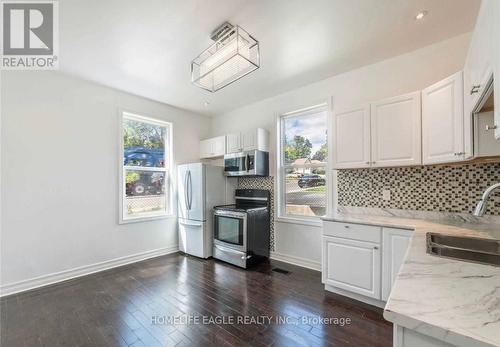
0,253,392,347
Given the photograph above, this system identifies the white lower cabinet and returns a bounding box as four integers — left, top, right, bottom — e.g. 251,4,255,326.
322,236,381,299
394,324,456,347
322,221,412,305
381,228,412,301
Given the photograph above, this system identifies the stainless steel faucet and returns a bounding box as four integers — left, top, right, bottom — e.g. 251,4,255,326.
473,182,500,216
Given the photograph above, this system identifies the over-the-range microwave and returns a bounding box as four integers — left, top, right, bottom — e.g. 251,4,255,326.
224,150,269,177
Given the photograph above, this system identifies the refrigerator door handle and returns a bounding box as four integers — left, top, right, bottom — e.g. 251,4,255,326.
184,171,189,211
187,170,193,210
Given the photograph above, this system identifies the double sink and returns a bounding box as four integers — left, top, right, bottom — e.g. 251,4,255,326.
427,232,500,266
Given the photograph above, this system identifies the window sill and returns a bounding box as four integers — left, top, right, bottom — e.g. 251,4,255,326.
119,214,176,225
275,216,323,227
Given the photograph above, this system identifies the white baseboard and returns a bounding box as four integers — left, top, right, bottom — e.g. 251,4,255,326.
270,251,321,271
0,245,179,297
325,284,386,308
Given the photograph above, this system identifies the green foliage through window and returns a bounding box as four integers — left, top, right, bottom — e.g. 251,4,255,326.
284,135,312,162
126,171,140,184
312,143,328,162
123,119,165,149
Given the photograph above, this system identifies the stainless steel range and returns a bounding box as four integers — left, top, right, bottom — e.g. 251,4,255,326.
213,189,270,268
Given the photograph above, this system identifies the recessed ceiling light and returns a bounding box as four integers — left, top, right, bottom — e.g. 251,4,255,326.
415,10,428,20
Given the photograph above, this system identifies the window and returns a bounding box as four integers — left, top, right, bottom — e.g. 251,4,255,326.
278,105,328,219
120,112,172,223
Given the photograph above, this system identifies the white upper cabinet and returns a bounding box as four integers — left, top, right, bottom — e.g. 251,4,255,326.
494,0,500,139
422,71,465,164
201,128,270,159
199,135,226,159
242,129,257,150
333,106,371,169
226,128,269,154
200,139,212,159
465,2,493,111
226,133,242,153
464,0,499,140
370,92,422,167
332,93,421,169
242,128,269,152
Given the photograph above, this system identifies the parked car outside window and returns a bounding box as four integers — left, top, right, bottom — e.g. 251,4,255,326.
297,174,326,188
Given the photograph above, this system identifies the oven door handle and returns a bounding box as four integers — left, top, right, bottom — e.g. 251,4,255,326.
214,211,246,218
214,244,245,256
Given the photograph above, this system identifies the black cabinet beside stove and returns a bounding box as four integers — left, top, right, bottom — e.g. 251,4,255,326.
213,189,270,268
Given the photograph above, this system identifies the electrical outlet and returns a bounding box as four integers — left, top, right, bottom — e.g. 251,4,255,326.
382,189,391,201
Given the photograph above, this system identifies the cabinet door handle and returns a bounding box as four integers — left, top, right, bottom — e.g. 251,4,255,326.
373,246,379,250
365,161,370,165
486,125,498,131
344,225,350,229
470,85,481,95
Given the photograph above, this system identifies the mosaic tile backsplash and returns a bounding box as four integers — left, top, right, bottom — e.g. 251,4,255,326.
337,163,500,215
238,176,275,251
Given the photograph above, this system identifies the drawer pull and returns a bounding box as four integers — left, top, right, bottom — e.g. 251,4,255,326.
323,222,382,243
374,246,379,250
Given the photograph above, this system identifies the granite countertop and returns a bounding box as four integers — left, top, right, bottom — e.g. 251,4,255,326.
322,214,500,347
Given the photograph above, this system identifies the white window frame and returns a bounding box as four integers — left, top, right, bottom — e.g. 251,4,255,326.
119,111,174,224
276,103,330,225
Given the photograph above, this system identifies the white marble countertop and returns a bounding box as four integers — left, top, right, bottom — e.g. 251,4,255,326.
322,214,500,347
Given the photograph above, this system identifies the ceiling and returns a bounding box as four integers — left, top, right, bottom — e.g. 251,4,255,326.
59,0,481,116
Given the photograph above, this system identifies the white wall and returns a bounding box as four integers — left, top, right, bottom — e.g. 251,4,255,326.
0,71,210,294
209,33,472,269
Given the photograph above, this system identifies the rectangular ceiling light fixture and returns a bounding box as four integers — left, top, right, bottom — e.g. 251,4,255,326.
191,23,260,92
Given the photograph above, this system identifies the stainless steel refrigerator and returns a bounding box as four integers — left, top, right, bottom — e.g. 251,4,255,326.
177,163,225,258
